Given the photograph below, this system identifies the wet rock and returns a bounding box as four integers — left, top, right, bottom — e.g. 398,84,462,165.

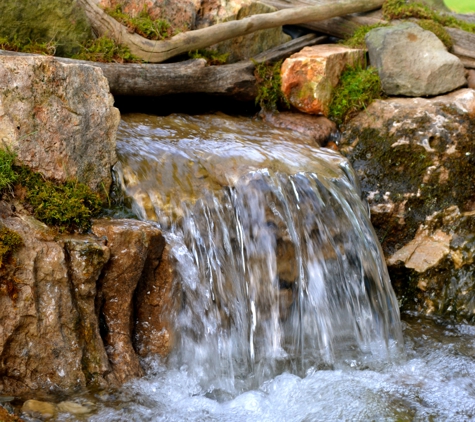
0,403,22,422
0,209,169,395
63,237,113,389
21,400,57,420
340,88,475,321
260,111,337,147
281,45,365,116
134,245,175,357
0,0,93,57
57,401,92,415
212,2,291,63
0,55,120,192
92,219,165,383
366,22,466,97
99,0,201,31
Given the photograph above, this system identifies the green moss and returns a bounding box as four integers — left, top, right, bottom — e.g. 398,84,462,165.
0,36,57,55
0,147,18,191
253,60,290,112
104,4,176,41
415,19,453,48
15,166,102,232
188,49,229,66
329,66,382,125
0,0,93,57
342,23,390,49
0,226,22,268
383,0,475,33
72,36,141,63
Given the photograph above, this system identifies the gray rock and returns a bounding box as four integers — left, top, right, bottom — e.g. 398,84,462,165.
0,55,120,193
366,22,466,97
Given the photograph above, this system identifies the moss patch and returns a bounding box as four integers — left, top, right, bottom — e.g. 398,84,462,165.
104,4,177,40
329,66,383,125
0,36,57,55
253,60,290,112
188,49,229,66
72,36,141,63
0,0,93,57
0,226,22,268
383,0,475,33
342,23,390,49
0,147,103,233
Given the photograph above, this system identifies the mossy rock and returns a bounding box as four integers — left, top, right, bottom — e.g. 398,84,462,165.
340,89,475,322
0,0,93,57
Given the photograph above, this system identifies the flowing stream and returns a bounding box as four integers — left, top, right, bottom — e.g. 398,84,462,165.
73,114,475,421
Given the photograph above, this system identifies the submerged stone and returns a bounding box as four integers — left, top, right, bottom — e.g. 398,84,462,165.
21,400,57,420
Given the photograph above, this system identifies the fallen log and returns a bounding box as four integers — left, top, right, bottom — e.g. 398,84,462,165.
0,34,327,98
77,0,384,63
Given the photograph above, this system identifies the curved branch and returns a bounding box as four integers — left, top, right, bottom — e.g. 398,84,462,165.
78,0,385,63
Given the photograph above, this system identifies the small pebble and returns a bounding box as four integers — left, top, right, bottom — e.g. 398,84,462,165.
57,401,92,415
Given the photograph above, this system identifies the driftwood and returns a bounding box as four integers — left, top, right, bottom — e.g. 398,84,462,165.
263,0,385,38
265,0,475,68
446,27,475,69
77,0,384,63
0,34,327,98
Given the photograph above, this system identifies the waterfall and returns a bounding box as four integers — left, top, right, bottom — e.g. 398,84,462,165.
116,113,404,396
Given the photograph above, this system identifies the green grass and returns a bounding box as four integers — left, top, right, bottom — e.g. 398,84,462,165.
0,147,103,232
329,66,383,125
445,0,475,13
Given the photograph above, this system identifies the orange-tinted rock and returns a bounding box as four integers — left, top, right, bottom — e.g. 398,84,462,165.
281,45,365,116
134,245,175,357
92,219,165,384
260,111,337,147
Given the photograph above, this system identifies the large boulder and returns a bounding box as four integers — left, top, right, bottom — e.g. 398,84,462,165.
365,22,466,97
212,2,291,63
0,207,171,396
340,88,475,322
0,0,93,57
281,45,365,116
0,55,120,193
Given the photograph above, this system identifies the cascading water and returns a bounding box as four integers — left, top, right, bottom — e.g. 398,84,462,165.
85,113,475,422
114,113,403,396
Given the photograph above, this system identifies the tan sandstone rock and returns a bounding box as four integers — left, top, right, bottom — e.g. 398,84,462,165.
281,45,365,116
0,55,120,192
0,208,170,395
92,219,166,384
21,400,57,420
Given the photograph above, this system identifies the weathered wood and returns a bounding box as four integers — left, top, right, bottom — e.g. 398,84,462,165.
0,34,327,98
263,0,384,38
77,0,385,63
446,27,475,66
